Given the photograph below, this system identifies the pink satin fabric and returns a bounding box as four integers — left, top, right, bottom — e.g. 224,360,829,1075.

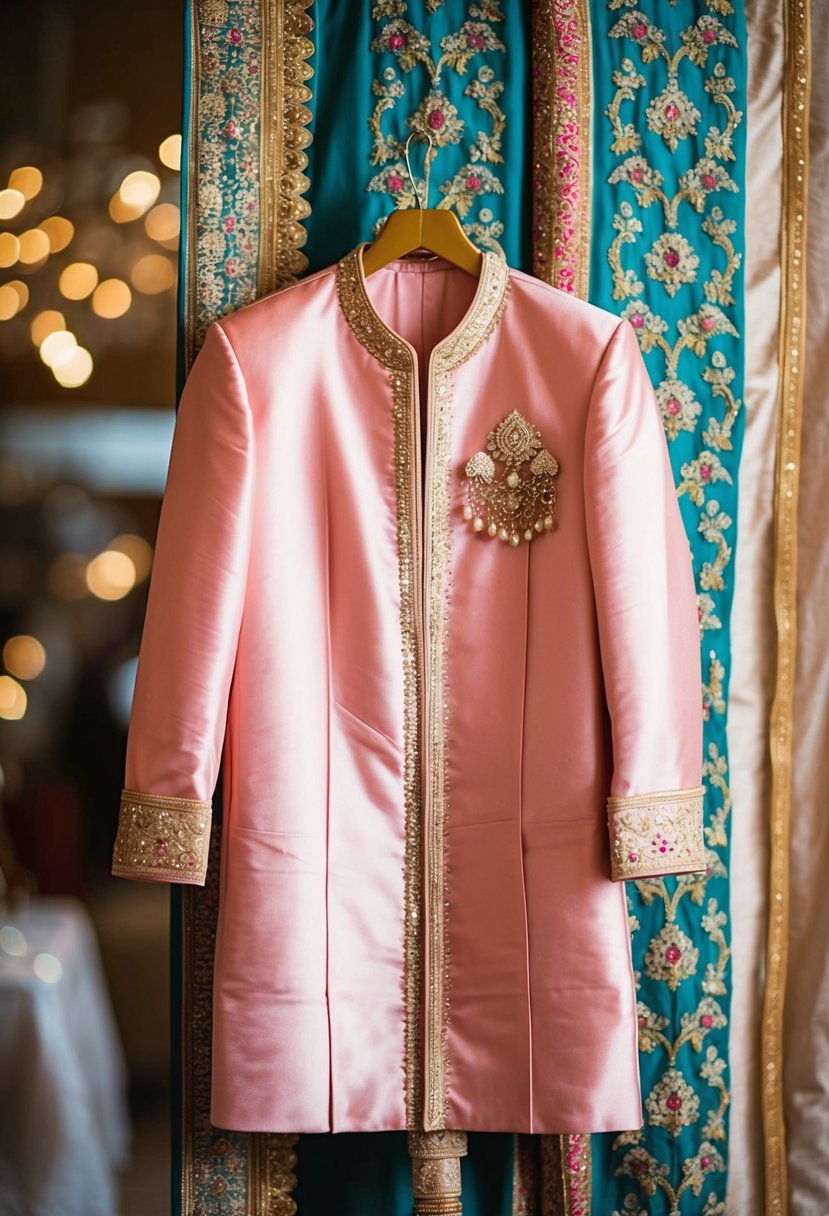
122,253,700,1134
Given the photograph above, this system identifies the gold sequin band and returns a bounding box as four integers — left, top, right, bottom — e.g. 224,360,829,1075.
607,785,706,881
409,1131,468,1216
112,789,212,884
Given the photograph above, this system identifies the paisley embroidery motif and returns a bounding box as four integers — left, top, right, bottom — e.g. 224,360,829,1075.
462,410,559,546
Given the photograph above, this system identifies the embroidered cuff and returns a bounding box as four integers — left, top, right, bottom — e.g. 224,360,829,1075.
112,789,212,885
607,785,706,881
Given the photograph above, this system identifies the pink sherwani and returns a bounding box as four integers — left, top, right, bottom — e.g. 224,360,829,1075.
112,246,704,1136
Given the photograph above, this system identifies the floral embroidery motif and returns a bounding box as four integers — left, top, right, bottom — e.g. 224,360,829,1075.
643,922,699,990
112,789,211,884
645,1069,701,1135
607,785,706,881
462,410,559,546
366,2,508,254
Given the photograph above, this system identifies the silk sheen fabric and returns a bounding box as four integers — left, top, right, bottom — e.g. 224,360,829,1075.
115,249,702,1136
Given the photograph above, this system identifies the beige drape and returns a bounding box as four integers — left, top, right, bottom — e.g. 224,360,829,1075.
730,2,826,1213
727,1,782,1211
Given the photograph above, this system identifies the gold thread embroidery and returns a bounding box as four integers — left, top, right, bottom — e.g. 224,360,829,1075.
247,1131,299,1215
531,0,592,296
607,785,706,882
463,409,560,546
762,1,810,1211
426,254,509,1130
112,789,212,884
335,246,509,1131
336,248,424,1128
258,0,315,295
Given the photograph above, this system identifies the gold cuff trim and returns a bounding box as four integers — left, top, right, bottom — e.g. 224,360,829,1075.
607,785,705,881
112,789,212,885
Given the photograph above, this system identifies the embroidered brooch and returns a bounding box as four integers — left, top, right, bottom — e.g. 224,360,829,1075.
462,410,559,546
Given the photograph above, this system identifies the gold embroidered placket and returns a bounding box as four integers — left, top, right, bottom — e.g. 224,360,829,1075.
337,247,510,1131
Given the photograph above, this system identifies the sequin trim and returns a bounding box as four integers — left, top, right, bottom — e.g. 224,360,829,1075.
335,246,509,1130
607,785,706,881
112,789,212,884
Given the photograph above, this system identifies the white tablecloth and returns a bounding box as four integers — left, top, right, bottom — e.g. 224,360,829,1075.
0,897,130,1216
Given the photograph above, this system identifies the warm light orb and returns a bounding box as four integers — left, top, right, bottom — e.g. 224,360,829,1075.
92,278,131,318
108,193,144,224
17,228,50,265
86,550,136,600
158,134,182,171
9,167,43,200
48,553,89,600
0,282,27,321
0,233,20,267
39,215,74,253
31,309,66,347
131,254,176,294
118,170,161,211
53,346,93,388
3,635,46,680
110,533,153,582
39,329,77,367
0,189,25,221
0,675,27,721
59,261,98,300
145,203,180,243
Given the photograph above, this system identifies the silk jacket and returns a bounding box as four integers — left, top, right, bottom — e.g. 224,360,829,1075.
112,246,705,1136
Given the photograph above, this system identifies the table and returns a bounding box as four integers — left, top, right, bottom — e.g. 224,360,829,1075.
0,897,130,1216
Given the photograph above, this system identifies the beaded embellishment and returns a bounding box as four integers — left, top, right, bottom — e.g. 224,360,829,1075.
462,409,559,546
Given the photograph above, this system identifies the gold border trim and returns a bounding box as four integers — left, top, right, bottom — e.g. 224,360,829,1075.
181,884,195,1216
248,1131,300,1215
762,0,811,1211
336,247,424,1128
531,0,592,298
258,0,314,295
335,248,509,1130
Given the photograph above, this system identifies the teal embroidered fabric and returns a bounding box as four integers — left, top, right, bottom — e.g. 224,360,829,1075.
588,4,746,1214
303,0,531,273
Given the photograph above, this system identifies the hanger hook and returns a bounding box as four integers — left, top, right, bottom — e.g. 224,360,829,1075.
403,130,434,210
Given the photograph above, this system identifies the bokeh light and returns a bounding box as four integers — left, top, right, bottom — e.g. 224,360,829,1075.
118,170,160,212
92,278,132,318
0,189,25,221
53,346,94,388
0,926,27,956
110,534,153,582
8,167,43,200
17,228,50,265
39,215,74,253
59,261,99,300
0,232,20,267
86,550,137,600
30,309,66,347
39,329,77,367
145,203,180,243
3,636,46,680
0,675,27,721
131,254,176,294
0,282,28,321
108,193,145,224
158,134,182,171
33,953,63,983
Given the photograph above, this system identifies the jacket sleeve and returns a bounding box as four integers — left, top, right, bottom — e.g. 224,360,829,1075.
584,319,705,882
111,322,254,885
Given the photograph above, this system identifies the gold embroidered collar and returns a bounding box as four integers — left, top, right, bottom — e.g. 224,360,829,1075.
336,243,510,374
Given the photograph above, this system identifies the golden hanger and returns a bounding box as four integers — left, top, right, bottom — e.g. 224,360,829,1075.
361,131,484,278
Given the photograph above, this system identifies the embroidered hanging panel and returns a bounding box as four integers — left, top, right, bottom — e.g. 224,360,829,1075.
586,4,746,1214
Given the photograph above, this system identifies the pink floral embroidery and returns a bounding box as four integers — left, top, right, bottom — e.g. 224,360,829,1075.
228,27,242,45
428,108,446,130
